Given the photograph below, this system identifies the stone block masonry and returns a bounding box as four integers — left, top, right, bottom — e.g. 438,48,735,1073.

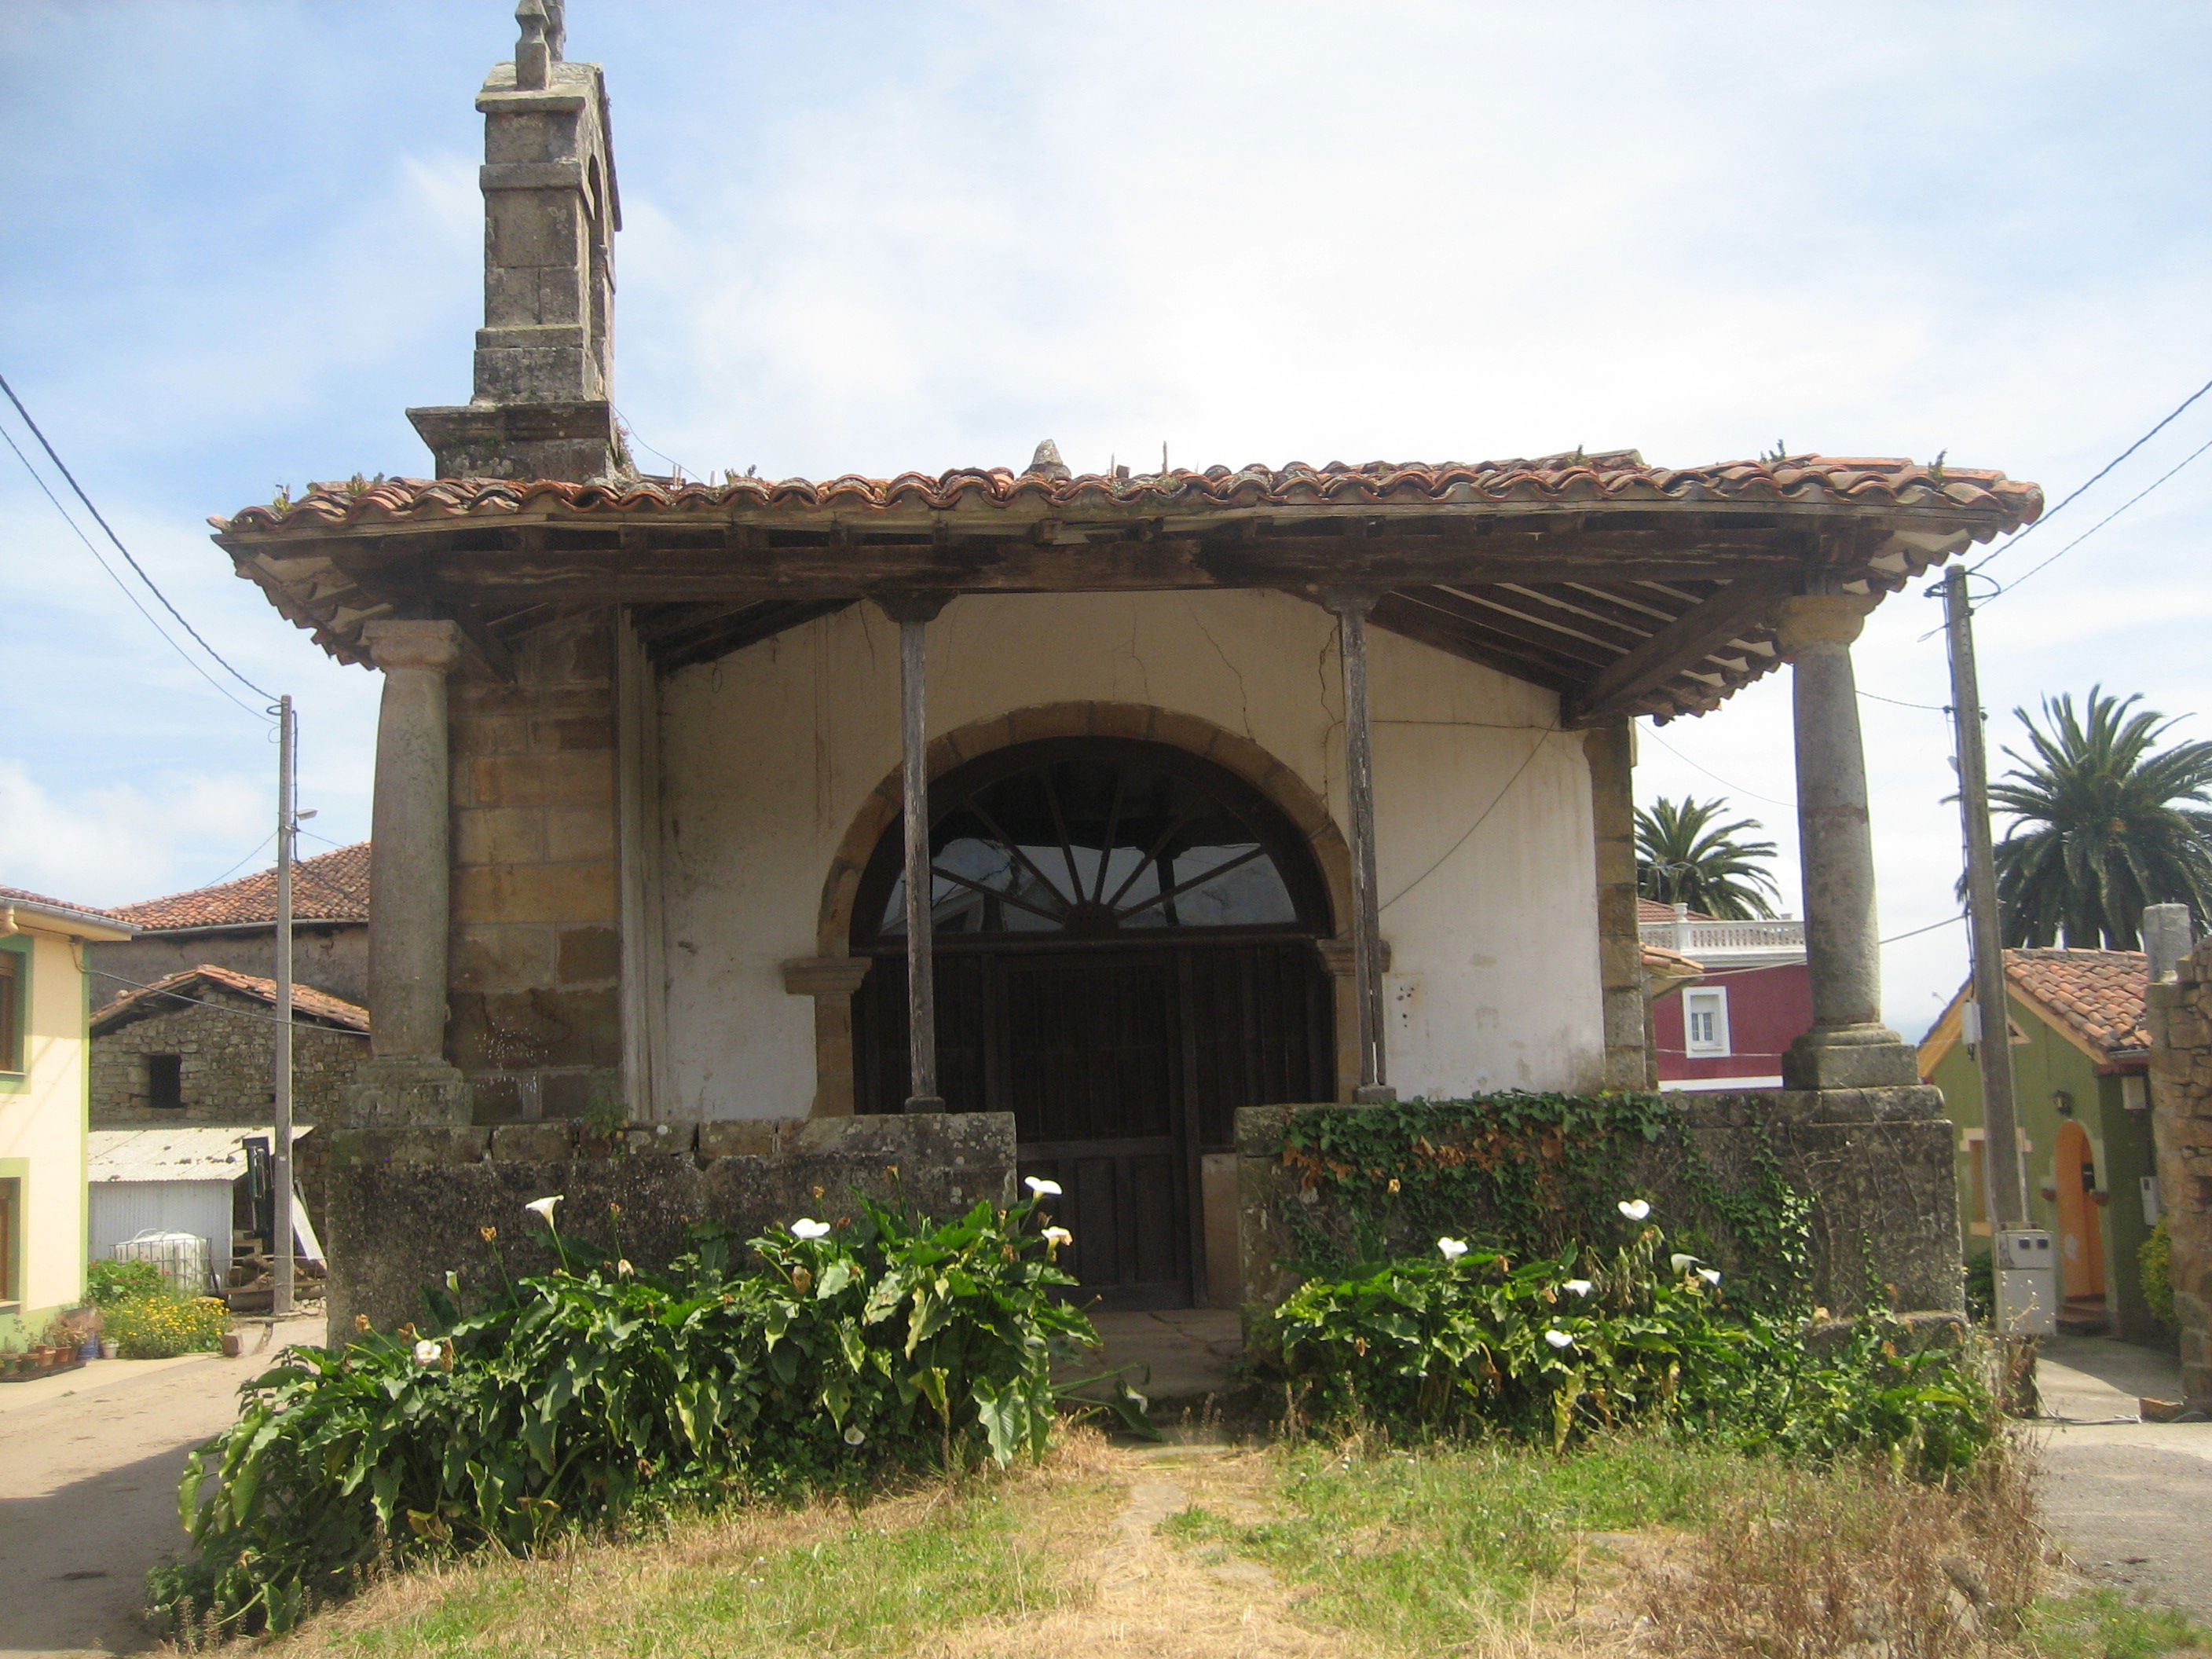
2148,947,2212,1409
448,610,624,1124
323,1111,1017,1332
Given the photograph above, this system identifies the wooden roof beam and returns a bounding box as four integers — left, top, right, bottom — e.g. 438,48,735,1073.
1562,577,1795,729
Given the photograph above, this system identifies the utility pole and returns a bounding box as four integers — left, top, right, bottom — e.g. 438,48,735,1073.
1941,566,2027,1230
272,695,296,1317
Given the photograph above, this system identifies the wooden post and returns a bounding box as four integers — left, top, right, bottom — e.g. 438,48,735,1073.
1328,588,1393,1103
878,594,950,1111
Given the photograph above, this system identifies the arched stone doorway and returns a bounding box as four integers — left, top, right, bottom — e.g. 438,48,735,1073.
848,734,1338,1308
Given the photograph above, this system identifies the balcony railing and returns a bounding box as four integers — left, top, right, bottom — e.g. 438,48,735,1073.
1639,916,1805,957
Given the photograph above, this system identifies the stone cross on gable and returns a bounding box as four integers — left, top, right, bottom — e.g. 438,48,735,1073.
515,0,567,89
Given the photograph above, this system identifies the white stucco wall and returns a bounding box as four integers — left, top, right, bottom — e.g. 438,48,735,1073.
1,928,90,1329
654,588,1603,1119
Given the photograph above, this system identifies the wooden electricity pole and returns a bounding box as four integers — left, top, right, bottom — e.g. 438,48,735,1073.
1941,566,2027,1230
272,695,296,1316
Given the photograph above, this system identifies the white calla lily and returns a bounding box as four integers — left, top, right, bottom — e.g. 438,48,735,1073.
1562,1279,1594,1297
844,1426,867,1445
524,1195,563,1223
1544,1329,1574,1350
1697,1267,1723,1286
1670,1253,1697,1273
1024,1176,1063,1197
790,1218,832,1240
413,1339,441,1366
1436,1236,1470,1261
1042,1226,1073,1246
1617,1199,1651,1222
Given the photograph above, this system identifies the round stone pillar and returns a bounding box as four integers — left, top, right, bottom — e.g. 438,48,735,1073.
1776,592,1918,1090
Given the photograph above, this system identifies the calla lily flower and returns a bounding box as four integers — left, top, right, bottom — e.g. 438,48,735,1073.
790,1218,831,1240
1437,1237,1470,1260
1042,1226,1073,1246
1697,1267,1723,1286
524,1196,563,1223
844,1426,867,1445
1562,1279,1594,1297
412,1339,441,1366
1670,1253,1697,1273
1024,1177,1064,1197
1544,1329,1574,1350
1617,1199,1651,1222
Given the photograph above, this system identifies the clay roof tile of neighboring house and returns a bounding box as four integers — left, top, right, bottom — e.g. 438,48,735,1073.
91,964,370,1035
1,885,127,923
1638,898,1719,922
213,453,2042,536
110,842,369,931
2004,947,2150,1056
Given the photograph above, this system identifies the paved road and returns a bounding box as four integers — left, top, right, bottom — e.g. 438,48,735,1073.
0,1318,321,1658
2034,1334,2212,1620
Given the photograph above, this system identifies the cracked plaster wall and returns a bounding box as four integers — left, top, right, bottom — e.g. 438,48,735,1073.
654,589,1603,1119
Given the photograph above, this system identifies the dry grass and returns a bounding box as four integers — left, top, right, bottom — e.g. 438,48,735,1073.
1635,1435,2044,1659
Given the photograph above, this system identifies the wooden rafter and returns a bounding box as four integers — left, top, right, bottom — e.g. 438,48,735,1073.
1561,577,1795,728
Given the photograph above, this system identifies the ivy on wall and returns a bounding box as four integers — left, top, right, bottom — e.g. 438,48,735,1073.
1275,1093,1814,1313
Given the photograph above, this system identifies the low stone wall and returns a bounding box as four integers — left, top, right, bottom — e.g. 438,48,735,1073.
324,1111,1018,1333
1237,1086,1962,1326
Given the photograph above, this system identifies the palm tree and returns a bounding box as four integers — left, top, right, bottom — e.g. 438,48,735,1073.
1635,795,1783,920
1989,687,2212,948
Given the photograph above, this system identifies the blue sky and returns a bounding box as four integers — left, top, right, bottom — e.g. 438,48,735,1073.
5,2,2210,1038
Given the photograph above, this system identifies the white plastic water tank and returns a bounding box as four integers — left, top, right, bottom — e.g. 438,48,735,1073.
114,1229,214,1296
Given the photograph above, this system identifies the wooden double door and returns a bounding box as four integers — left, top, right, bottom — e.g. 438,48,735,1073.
854,939,1333,1308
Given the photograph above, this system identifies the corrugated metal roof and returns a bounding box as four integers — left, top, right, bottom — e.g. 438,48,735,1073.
89,1124,313,1184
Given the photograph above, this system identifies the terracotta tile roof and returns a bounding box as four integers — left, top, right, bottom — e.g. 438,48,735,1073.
1641,942,1705,980
111,843,369,931
214,452,2039,536
92,964,370,1035
2004,948,2150,1056
2,885,126,922
1638,898,1718,922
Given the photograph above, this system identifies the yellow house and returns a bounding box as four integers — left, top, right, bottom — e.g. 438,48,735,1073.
2,886,137,1341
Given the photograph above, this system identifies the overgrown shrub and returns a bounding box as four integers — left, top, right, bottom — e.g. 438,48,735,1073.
1275,1094,1815,1313
156,1192,1094,1637
86,1257,167,1309
1274,1203,1991,1477
2140,1216,2175,1331
104,1292,228,1359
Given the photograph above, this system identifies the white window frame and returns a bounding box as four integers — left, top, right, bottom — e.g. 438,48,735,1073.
1683,987,1731,1056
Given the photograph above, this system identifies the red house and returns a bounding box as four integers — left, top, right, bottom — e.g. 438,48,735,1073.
1642,899,1812,1090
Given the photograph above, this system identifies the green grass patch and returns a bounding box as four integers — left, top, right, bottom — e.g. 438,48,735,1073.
244,1479,1096,1659
1166,1436,1767,1650
2029,1588,2211,1659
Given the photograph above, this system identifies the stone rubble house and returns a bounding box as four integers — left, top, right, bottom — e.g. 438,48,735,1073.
201,5,2045,1328
89,965,372,1231
93,842,371,1008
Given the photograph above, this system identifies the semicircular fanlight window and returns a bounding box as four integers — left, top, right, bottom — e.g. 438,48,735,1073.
879,749,1302,938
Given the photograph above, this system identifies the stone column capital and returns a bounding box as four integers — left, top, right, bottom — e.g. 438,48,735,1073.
362,618,464,673
1774,591,1878,658
782,956,873,998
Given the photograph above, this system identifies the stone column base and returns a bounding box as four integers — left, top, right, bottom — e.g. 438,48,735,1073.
1784,1024,1922,1090
344,1058,474,1128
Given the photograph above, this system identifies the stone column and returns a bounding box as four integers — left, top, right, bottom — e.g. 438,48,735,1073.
782,957,873,1115
1584,722,1652,1090
1776,592,1918,1090
347,619,471,1126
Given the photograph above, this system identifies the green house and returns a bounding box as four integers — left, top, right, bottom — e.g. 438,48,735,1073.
1917,949,2162,1341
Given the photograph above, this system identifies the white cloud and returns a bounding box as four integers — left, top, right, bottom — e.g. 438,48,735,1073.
0,760,267,908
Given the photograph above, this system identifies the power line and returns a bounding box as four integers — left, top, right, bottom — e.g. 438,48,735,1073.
1968,372,2212,573
1983,432,2212,601
0,368,277,704
1881,912,1964,947
0,422,273,723
1379,721,1558,911
1640,727,1797,812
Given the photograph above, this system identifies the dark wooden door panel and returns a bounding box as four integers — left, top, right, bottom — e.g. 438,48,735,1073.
1020,1137,1187,1311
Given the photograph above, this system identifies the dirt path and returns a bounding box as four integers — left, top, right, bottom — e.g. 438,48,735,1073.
933,1441,1360,1659
0,1318,320,1659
